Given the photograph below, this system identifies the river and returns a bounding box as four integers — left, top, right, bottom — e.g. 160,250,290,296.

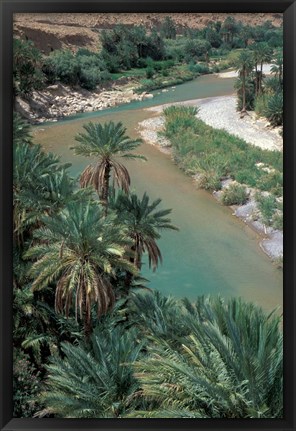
33,74,283,312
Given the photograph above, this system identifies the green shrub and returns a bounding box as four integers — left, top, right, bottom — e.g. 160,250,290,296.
272,212,283,230
47,50,80,86
264,92,283,126
197,171,222,191
146,67,154,79
188,62,210,75
254,94,268,117
256,193,277,226
13,349,42,417
13,38,45,96
234,169,260,187
257,171,283,194
222,183,248,205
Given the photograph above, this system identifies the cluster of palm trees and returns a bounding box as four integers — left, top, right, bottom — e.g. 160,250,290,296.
38,293,283,419
13,112,283,419
235,43,283,120
13,113,177,338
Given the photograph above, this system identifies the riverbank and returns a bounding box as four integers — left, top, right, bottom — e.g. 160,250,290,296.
143,94,282,151
138,95,283,263
15,79,154,124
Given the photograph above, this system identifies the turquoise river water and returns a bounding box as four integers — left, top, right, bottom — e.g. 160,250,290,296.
33,74,283,312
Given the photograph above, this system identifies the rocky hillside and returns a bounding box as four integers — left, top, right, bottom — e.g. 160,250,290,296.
14,12,282,54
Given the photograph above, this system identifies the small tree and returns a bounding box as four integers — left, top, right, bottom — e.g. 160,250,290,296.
13,38,45,98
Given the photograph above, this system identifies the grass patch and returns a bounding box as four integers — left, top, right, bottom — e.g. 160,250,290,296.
163,106,283,198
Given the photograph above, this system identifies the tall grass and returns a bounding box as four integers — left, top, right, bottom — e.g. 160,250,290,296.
163,106,283,196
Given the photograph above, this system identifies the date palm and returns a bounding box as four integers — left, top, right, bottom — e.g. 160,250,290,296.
252,42,272,94
25,201,136,336
37,326,143,418
72,121,145,214
111,192,178,290
236,50,254,114
128,294,283,419
13,141,67,246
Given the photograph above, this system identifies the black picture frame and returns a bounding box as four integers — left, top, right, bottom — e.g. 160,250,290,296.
1,1,295,430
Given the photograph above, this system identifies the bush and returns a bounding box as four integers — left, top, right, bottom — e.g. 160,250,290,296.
146,67,154,79
47,50,80,86
13,38,45,97
184,39,211,62
197,171,222,191
222,183,248,205
257,170,283,195
188,62,210,75
272,212,283,230
254,94,268,117
256,193,277,226
13,349,42,417
264,92,283,126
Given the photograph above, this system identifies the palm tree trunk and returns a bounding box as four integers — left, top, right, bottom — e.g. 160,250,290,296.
102,161,111,216
241,69,246,114
258,61,263,94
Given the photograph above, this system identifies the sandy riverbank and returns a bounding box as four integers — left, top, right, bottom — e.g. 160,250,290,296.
217,63,274,79
143,94,283,151
138,95,283,262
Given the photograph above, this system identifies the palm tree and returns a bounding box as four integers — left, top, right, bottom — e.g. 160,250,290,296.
127,294,283,419
252,43,273,94
270,53,283,89
13,112,32,145
24,201,137,336
37,326,143,418
71,121,146,214
111,192,178,290
236,50,254,115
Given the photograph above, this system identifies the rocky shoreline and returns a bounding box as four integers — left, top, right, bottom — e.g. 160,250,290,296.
15,79,154,124
138,98,283,264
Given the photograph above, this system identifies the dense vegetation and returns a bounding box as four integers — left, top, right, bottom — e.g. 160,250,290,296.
13,112,283,419
163,106,283,230
13,16,283,96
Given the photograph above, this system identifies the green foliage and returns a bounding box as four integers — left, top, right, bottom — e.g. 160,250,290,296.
163,106,283,200
184,39,211,62
110,191,178,273
146,67,154,79
13,38,45,97
187,62,210,75
197,171,222,192
13,134,73,245
128,293,283,419
100,25,165,73
272,212,283,230
256,193,277,226
46,50,80,86
264,92,283,127
221,183,248,205
254,93,268,116
257,170,283,195
24,200,135,334
13,348,42,417
39,326,143,418
13,112,32,145
72,121,144,209
163,106,198,138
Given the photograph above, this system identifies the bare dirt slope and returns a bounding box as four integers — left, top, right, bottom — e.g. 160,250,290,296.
14,13,282,54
